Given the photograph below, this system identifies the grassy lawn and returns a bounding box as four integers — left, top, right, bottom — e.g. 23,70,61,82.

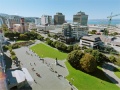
65,61,119,90
30,43,67,60
16,40,27,42
114,67,120,78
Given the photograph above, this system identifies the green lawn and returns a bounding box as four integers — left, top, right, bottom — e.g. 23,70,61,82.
114,67,120,78
65,61,119,90
30,43,67,60
16,40,27,42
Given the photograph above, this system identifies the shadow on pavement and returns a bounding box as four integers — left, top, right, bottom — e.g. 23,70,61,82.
103,63,117,72
91,68,119,84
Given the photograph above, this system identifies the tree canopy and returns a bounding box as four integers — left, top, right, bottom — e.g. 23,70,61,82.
80,53,97,73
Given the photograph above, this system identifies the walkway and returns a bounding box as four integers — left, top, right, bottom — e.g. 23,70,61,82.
5,40,77,90
102,62,120,87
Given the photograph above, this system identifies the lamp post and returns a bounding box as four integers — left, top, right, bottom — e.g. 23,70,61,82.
14,37,18,43
71,78,74,85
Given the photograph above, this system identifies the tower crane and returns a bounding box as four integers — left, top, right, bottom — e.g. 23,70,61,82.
104,13,120,35
107,13,120,27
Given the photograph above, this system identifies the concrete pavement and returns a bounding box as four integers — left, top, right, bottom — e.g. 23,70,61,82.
102,62,120,87
5,45,76,90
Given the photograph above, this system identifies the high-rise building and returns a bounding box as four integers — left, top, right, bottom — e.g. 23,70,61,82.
73,11,88,25
35,18,41,25
54,12,65,25
41,15,52,25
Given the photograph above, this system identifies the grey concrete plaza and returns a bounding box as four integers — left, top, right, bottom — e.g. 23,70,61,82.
5,41,77,90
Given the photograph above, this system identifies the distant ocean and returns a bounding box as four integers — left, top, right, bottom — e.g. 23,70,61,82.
67,19,120,25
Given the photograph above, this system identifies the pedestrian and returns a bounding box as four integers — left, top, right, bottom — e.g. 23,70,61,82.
30,63,32,66
34,79,37,84
34,63,36,66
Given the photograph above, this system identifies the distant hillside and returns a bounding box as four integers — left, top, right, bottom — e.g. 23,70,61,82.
24,17,38,23
0,13,39,23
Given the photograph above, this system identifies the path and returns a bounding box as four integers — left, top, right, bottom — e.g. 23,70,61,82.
5,40,77,90
102,62,120,87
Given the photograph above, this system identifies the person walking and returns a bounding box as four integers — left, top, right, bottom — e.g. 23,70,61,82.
34,79,37,84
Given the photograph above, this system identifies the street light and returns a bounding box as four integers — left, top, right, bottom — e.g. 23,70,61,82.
14,37,18,43
71,78,74,85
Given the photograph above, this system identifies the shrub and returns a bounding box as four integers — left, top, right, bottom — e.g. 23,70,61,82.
3,45,9,51
10,51,16,55
12,44,20,49
109,55,117,63
11,55,17,60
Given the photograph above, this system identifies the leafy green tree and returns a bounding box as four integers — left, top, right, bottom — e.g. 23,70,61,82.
67,50,84,69
90,30,97,34
11,55,17,60
73,44,81,50
113,32,118,36
19,34,28,40
46,39,53,46
67,45,73,52
109,55,117,63
82,45,87,50
84,48,93,53
80,53,97,73
10,51,16,55
37,35,44,41
1,24,9,31
53,35,58,39
103,29,109,35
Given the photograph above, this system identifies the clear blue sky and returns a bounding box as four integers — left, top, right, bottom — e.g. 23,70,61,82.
0,0,120,20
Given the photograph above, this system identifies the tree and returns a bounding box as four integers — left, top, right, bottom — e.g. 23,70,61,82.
1,24,9,31
109,55,116,63
103,29,109,35
80,53,97,73
19,34,28,40
91,50,101,63
82,45,87,50
10,51,16,55
67,50,84,69
90,30,97,34
84,48,93,53
67,45,73,52
73,44,81,50
46,39,53,46
113,32,118,36
37,35,44,41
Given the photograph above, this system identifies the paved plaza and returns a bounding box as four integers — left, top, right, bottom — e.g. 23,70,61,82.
5,41,77,90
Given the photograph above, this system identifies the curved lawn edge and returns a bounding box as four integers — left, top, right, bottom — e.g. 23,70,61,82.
65,61,119,90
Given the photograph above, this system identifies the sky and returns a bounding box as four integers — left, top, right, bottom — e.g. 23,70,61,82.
0,0,120,20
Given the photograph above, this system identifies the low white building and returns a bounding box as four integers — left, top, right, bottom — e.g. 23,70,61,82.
80,35,102,48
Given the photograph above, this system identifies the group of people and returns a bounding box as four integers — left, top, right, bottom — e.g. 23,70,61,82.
30,62,42,84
